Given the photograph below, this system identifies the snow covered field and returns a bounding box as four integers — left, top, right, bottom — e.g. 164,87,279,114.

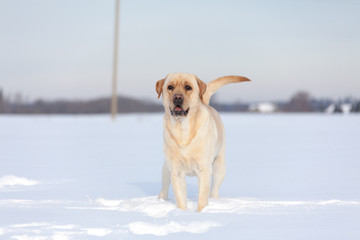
1,113,359,240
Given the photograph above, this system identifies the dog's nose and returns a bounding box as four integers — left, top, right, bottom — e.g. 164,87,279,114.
173,94,184,105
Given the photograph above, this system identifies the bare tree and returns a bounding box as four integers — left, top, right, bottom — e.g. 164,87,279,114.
284,91,313,112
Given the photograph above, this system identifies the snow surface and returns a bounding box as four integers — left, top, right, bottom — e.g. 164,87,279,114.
0,113,360,239
0,175,39,188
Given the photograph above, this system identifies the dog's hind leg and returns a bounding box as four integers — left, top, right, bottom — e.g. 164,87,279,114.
159,163,170,200
211,149,226,199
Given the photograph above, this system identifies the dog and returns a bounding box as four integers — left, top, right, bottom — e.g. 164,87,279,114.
155,73,250,211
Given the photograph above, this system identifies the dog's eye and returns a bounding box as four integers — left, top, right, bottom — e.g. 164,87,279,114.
185,85,192,91
167,85,174,90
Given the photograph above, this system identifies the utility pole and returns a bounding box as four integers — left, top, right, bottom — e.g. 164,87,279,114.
111,0,120,120
0,89,4,114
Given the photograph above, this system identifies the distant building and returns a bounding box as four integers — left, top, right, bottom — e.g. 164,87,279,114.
341,104,352,114
249,102,277,113
326,103,352,114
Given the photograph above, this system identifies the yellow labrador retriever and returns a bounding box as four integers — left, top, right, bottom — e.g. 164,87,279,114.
155,73,250,211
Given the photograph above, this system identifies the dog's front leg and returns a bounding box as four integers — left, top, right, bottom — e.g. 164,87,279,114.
197,168,211,212
171,171,187,210
159,163,171,200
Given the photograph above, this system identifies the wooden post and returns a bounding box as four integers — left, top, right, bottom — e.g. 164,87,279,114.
111,0,120,120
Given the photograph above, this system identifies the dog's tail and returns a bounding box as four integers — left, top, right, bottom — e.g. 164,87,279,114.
203,76,251,105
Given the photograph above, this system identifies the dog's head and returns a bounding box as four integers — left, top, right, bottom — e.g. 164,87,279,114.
155,73,207,118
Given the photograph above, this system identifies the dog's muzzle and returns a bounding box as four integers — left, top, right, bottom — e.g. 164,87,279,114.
171,94,189,116
171,107,189,116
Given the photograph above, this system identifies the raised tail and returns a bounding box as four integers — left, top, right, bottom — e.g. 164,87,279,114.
203,76,251,105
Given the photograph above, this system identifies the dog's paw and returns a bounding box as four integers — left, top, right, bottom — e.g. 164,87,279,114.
210,193,219,199
158,192,168,200
196,205,206,212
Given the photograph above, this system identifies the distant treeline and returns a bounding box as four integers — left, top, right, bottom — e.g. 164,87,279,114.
0,89,359,114
0,91,162,114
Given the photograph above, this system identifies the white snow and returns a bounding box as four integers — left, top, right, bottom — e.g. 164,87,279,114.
10,222,51,228
49,225,78,230
0,175,38,188
11,235,47,240
128,220,221,236
51,233,71,240
95,196,177,218
68,196,360,217
0,114,359,239
82,228,112,237
95,198,124,207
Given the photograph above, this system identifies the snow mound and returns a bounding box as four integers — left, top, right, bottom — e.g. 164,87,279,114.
127,221,221,236
10,222,51,228
204,198,360,214
11,235,47,240
95,196,177,218
0,175,39,188
90,196,360,217
82,228,112,237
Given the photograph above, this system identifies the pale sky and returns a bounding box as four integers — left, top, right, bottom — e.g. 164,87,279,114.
0,0,359,103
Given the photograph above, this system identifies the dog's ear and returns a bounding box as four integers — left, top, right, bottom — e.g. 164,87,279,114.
196,77,207,100
155,78,166,99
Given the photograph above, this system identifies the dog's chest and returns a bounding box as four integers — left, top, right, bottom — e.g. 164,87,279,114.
163,114,218,175
165,135,210,175
176,146,201,176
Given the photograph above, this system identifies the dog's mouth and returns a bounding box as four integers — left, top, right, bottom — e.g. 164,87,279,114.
171,105,189,116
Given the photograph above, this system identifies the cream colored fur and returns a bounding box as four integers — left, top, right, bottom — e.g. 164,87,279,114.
156,73,250,211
